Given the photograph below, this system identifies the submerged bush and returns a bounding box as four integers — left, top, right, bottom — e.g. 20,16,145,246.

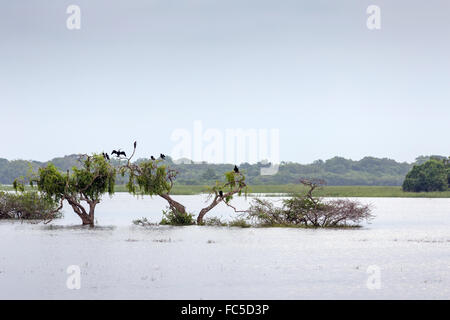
132,217,156,226
228,218,251,228
245,198,286,226
0,191,62,221
160,207,195,226
132,210,195,227
247,195,372,228
247,178,373,228
202,217,227,226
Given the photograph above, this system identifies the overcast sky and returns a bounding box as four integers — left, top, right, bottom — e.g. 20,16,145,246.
0,0,449,163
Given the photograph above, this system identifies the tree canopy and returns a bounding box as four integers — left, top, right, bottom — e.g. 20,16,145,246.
14,154,116,226
402,159,448,192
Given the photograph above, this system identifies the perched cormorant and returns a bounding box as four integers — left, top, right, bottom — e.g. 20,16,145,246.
218,190,223,197
112,150,126,157
151,156,156,160
134,141,137,149
233,165,239,173
160,153,166,159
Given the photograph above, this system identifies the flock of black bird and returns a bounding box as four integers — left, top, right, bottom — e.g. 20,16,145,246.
101,142,240,193
102,143,167,163
103,151,167,160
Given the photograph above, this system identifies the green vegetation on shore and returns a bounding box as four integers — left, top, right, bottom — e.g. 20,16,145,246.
403,158,450,192
3,184,450,198
122,184,450,197
0,154,433,186
245,185,450,198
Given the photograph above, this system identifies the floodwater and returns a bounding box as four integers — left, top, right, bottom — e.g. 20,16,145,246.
0,194,449,299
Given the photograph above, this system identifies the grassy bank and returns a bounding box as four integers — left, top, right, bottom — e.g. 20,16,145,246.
245,185,450,198
2,184,450,198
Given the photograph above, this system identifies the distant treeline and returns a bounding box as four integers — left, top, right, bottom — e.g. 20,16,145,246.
0,154,446,186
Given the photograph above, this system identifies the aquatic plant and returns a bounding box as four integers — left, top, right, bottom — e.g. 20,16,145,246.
132,217,156,226
228,218,251,228
160,207,195,226
202,217,227,226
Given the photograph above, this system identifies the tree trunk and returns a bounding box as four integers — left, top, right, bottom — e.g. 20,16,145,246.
66,197,96,227
159,193,187,215
197,196,220,224
83,201,97,226
81,214,94,226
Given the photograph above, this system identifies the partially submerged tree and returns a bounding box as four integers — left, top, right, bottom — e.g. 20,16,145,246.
247,178,373,228
123,144,247,225
196,171,247,224
14,154,115,226
122,147,189,223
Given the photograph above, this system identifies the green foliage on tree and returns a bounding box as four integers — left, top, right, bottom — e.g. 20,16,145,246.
124,159,174,196
0,191,62,221
402,159,448,192
14,154,116,226
210,170,247,202
123,152,191,224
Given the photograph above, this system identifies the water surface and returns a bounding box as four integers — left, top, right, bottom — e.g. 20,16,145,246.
0,195,449,299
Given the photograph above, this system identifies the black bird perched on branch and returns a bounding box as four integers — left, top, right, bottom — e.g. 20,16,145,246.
102,152,110,160
151,156,155,160
160,153,166,159
218,190,223,197
134,141,137,149
234,165,239,173
112,150,126,157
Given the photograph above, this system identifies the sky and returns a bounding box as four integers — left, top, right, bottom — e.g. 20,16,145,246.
0,0,449,164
